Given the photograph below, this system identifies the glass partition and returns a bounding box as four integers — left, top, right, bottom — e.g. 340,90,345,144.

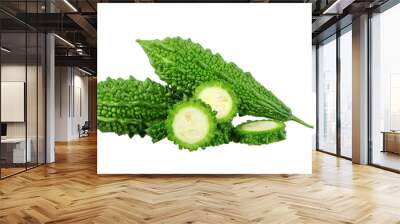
339,28,352,158
1,31,28,177
317,35,337,155
371,4,400,171
0,1,46,179
38,32,45,165
27,31,38,169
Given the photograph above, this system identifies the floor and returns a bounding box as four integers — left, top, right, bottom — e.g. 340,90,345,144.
372,150,400,171
0,135,400,223
1,163,43,178
0,167,25,178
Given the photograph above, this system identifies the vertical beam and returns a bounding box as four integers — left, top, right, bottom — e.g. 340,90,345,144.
336,30,341,156
352,14,369,164
46,1,55,163
314,45,319,150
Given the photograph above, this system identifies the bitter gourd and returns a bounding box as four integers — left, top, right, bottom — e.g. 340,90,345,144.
233,120,286,145
137,37,312,128
165,100,217,151
97,76,176,137
193,81,237,123
208,122,234,147
146,121,167,143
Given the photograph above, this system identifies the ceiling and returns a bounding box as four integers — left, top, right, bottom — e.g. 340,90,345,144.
0,0,393,74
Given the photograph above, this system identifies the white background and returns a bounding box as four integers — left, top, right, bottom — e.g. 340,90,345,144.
97,3,313,174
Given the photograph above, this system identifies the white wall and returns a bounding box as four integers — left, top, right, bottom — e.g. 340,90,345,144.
1,63,46,164
55,67,89,141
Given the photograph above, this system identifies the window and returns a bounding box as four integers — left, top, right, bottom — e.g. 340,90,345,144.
370,3,400,171
339,28,352,158
318,36,337,154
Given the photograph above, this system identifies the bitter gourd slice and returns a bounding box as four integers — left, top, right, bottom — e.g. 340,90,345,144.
166,100,217,151
193,81,238,123
233,120,286,145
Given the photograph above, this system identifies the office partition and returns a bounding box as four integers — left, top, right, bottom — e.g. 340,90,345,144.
0,1,47,179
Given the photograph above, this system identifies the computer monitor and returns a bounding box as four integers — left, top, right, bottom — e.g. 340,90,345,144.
1,123,7,137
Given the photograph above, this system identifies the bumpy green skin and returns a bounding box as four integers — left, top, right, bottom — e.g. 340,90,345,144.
193,80,238,123
137,37,312,128
165,100,217,151
146,121,167,143
207,122,234,147
97,76,176,137
233,120,286,145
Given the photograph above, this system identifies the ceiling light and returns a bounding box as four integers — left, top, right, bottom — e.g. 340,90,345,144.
54,34,75,48
78,67,93,76
323,0,354,15
1,47,11,53
63,0,78,12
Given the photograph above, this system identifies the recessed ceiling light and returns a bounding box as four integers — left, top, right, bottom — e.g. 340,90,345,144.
78,67,93,76
1,47,11,53
63,0,78,12
323,0,354,15
54,34,75,48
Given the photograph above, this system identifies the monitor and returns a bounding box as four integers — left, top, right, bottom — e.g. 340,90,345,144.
1,123,7,137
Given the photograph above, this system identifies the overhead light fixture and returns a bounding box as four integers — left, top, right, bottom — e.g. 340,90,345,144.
78,67,93,76
1,47,11,53
323,0,355,15
63,0,78,12
54,34,75,48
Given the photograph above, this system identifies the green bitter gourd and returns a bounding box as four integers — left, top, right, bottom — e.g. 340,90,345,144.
97,76,175,137
137,37,312,128
146,121,167,143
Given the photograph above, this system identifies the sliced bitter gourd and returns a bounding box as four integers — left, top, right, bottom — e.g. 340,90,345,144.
233,120,286,145
193,81,238,123
146,120,233,147
166,100,217,151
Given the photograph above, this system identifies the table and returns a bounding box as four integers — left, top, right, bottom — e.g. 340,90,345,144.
381,131,400,154
1,138,32,163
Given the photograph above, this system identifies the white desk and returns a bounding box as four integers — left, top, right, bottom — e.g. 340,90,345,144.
1,138,31,163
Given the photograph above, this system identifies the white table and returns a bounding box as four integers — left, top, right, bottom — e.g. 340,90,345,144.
1,138,32,163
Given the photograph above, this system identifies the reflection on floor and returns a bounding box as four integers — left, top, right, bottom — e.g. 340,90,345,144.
0,135,400,223
373,150,400,171
0,162,42,178
1,167,25,178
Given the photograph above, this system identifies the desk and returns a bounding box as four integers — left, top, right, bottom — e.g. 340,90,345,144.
382,131,400,154
1,138,31,163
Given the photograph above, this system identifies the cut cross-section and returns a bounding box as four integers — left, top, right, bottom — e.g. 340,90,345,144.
166,100,217,151
233,120,286,145
194,81,237,123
